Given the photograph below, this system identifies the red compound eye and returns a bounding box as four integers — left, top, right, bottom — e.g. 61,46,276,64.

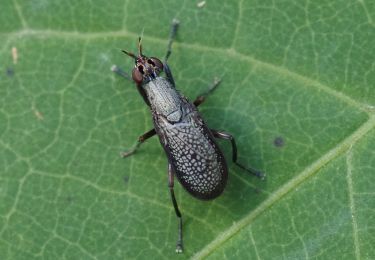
132,67,143,84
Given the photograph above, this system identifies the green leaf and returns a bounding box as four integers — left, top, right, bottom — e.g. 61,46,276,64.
1,0,374,259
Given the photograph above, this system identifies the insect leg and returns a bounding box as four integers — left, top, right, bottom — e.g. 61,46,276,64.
111,65,132,80
210,130,265,179
193,77,221,107
168,163,183,253
164,63,176,87
164,18,180,63
163,18,180,87
121,129,156,157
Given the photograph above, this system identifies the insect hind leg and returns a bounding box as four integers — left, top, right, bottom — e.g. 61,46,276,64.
168,163,183,253
211,129,265,179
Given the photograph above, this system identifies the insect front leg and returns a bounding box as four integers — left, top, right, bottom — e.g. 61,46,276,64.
164,18,180,63
210,130,265,179
163,19,180,86
121,129,156,157
168,163,183,253
164,63,176,87
111,65,132,80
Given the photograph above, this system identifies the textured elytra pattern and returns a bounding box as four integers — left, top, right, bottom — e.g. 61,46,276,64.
157,104,227,200
145,78,228,200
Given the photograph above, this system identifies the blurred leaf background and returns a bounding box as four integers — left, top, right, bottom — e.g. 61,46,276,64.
0,0,374,259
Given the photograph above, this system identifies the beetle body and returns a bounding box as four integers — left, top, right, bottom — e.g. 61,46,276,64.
144,77,228,200
113,22,263,252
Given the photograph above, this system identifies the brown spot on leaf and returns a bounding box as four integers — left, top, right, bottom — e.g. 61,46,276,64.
273,136,284,147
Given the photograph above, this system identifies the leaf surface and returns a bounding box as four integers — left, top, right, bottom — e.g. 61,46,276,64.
0,0,374,259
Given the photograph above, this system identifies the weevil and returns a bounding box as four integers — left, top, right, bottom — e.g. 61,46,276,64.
111,19,265,253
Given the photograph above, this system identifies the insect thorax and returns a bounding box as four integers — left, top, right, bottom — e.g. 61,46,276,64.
143,77,182,122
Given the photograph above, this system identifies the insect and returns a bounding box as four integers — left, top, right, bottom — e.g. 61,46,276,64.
111,19,265,253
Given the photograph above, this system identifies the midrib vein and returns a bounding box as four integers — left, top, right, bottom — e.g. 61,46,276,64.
346,150,361,260
192,115,375,259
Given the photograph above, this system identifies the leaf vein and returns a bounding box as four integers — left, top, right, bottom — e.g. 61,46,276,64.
192,115,375,259
3,29,373,113
346,149,361,260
